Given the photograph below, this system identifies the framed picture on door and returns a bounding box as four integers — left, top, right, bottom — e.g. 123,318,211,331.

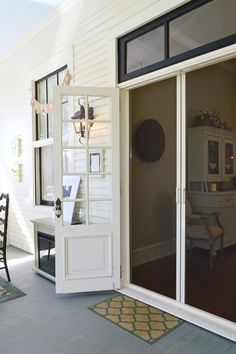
89,150,103,176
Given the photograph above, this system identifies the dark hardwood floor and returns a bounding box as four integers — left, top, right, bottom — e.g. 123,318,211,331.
132,245,236,323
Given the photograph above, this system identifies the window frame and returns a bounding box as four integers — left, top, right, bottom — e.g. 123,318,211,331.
33,65,67,207
118,0,236,82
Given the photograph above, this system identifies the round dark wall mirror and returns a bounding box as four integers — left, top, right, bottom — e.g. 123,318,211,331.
134,119,165,162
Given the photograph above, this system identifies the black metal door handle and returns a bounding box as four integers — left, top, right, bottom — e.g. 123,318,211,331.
55,198,62,218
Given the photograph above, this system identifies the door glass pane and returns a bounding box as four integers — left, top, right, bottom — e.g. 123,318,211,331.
130,78,176,299
186,58,236,322
63,149,86,174
89,201,111,224
170,0,236,57
127,26,165,73
61,96,69,120
88,96,111,121
88,122,112,147
62,122,87,147
63,201,86,225
89,175,112,199
89,149,111,174
62,95,85,121
63,175,85,200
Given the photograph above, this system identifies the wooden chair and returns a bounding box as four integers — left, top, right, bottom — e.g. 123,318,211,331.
186,198,224,270
0,193,10,282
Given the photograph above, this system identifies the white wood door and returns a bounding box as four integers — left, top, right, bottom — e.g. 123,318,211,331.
53,86,120,293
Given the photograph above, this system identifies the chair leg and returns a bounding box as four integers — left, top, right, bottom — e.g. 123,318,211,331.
189,239,193,257
47,241,51,260
4,253,10,282
220,235,224,259
209,242,214,270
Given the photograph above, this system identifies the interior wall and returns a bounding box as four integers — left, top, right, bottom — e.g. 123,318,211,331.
131,78,176,250
186,60,236,131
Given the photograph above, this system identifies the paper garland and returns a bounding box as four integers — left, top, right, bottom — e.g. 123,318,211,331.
31,69,73,114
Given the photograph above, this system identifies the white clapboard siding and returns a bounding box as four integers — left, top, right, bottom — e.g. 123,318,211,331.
0,0,185,252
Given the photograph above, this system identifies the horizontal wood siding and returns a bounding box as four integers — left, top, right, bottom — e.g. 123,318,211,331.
0,0,186,252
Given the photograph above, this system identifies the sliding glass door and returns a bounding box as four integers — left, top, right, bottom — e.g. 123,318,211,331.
129,56,236,326
130,78,178,300
185,57,236,322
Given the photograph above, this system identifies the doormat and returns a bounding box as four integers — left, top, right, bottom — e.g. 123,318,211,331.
0,276,26,304
89,294,183,344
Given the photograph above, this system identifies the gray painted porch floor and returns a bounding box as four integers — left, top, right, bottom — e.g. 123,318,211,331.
0,246,235,354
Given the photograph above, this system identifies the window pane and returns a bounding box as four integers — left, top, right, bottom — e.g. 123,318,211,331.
47,74,57,138
126,26,164,73
58,69,67,85
41,145,54,202
170,0,236,57
36,80,47,140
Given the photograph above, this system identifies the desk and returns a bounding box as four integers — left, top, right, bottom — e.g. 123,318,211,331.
31,217,55,281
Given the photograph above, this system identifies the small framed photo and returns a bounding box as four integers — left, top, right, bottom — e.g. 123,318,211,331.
89,150,103,175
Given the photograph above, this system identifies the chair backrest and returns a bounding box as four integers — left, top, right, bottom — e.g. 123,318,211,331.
0,194,9,249
186,198,193,217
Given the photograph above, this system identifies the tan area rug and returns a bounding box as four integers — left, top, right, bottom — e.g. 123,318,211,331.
89,294,183,344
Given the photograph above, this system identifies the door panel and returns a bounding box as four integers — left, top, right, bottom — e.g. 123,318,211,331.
53,86,120,293
130,78,177,300
65,235,112,279
185,59,236,323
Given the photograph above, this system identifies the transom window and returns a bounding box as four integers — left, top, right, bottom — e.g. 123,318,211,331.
118,0,236,82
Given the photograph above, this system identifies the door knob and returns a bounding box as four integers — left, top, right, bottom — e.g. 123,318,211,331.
55,198,62,218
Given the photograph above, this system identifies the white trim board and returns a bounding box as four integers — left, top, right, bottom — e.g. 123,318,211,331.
119,284,236,342
132,239,176,267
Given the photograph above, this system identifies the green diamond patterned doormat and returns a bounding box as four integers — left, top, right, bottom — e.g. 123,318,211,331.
89,294,183,344
0,276,26,304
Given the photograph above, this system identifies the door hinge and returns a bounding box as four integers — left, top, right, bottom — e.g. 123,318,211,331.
120,265,122,279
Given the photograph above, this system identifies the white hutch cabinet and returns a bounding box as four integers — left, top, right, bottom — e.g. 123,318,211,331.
187,126,236,249
187,126,236,186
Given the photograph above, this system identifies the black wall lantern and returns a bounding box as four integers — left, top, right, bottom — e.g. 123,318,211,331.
134,119,165,162
71,98,94,144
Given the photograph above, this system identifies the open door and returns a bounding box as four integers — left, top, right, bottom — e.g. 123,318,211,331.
53,86,120,293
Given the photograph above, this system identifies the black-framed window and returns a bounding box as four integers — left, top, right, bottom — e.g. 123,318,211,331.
34,65,67,206
35,65,67,140
118,0,236,82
